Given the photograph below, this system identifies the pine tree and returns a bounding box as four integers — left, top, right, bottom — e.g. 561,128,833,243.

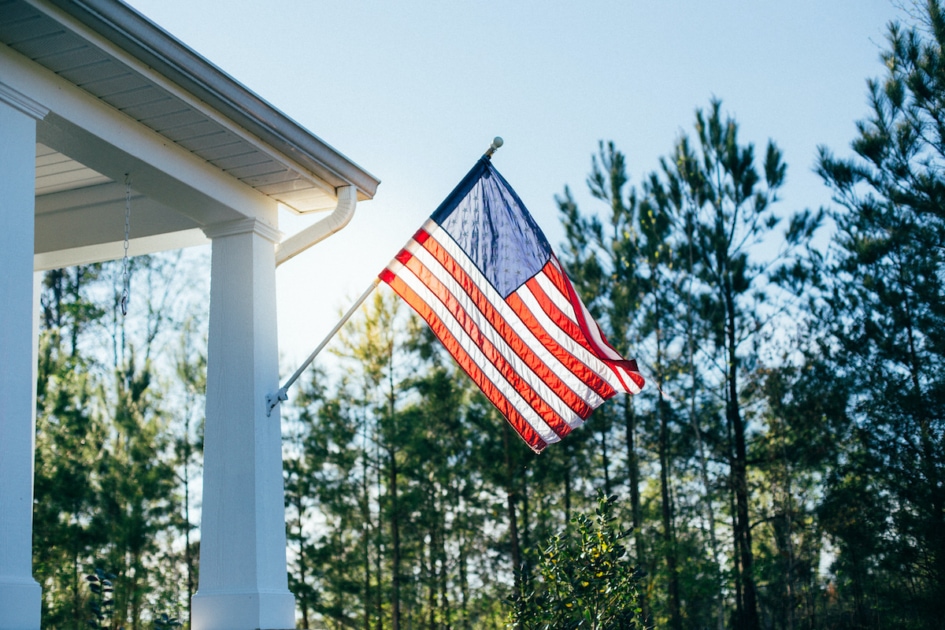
652,99,789,630
34,254,208,629
816,1,945,622
34,268,108,626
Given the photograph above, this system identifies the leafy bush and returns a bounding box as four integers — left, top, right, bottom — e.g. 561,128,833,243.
508,493,646,629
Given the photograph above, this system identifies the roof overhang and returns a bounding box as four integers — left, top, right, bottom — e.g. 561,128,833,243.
0,0,380,269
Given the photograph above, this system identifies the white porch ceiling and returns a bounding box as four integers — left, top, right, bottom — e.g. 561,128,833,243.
35,142,110,195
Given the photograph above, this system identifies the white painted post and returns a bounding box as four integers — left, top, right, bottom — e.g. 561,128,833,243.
0,99,43,629
191,219,295,630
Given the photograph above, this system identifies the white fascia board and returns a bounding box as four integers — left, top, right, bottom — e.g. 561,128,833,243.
0,42,280,228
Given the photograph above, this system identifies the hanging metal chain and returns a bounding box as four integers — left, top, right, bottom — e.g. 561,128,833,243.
120,173,132,316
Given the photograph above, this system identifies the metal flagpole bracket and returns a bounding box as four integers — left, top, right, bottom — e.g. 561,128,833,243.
266,387,288,417
266,278,381,417
484,136,503,159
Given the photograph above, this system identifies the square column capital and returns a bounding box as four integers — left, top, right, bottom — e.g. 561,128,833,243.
202,218,282,244
0,80,49,121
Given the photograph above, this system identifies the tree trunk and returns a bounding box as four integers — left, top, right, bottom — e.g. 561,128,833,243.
900,275,945,601
624,396,650,624
564,465,572,524
658,392,682,630
296,490,310,630
727,303,759,630
599,426,611,496
686,210,725,630
521,475,530,564
503,424,523,600
725,386,744,628
361,456,371,630
651,295,682,630
389,448,401,630
426,529,435,630
438,517,451,629
458,521,470,630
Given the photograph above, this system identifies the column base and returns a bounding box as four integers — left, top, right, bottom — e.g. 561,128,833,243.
191,589,295,630
0,577,41,630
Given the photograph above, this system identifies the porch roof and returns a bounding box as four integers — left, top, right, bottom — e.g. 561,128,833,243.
0,0,379,269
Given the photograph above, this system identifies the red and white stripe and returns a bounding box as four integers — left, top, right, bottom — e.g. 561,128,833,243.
380,219,644,452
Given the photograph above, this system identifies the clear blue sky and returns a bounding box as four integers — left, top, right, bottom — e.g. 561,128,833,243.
126,0,901,369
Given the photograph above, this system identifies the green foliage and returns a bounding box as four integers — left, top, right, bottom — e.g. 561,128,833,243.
34,254,207,629
556,94,818,629
816,1,945,625
152,613,183,630
286,293,514,629
86,568,119,630
86,566,183,630
508,493,645,630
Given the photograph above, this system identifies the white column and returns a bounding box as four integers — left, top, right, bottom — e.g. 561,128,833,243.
0,97,43,629
192,219,295,630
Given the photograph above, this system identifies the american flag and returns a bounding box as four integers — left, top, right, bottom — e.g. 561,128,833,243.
380,157,644,452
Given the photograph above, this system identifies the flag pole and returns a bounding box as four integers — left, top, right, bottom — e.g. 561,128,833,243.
267,136,504,417
266,277,380,416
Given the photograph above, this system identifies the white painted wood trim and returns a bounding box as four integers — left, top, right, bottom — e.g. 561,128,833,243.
202,218,282,243
0,80,48,120
33,229,210,271
0,98,43,630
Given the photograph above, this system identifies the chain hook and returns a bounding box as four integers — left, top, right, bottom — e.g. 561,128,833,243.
120,173,132,316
